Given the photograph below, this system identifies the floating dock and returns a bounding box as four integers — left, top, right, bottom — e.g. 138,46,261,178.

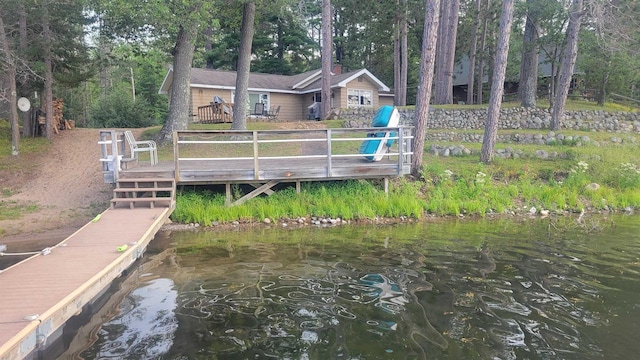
0,206,173,359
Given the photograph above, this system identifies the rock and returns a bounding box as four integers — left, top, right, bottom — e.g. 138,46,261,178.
534,150,549,159
585,183,601,191
540,210,550,217
529,207,537,215
263,218,272,224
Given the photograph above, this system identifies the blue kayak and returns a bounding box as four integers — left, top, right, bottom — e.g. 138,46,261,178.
360,106,399,162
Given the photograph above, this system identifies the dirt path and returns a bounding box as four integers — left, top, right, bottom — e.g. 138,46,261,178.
1,128,113,247
0,122,328,248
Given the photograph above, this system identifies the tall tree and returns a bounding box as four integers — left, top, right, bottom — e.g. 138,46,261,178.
480,0,515,164
518,0,542,107
0,10,19,154
476,0,490,104
394,0,409,106
550,0,584,130
467,0,481,105
17,1,31,137
158,22,199,142
93,0,211,142
433,0,458,104
42,0,54,140
321,0,332,120
411,0,440,176
232,1,256,130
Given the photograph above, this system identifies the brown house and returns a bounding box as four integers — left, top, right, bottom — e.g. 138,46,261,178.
159,67,394,122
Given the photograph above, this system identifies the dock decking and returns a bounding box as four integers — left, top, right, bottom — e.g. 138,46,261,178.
0,206,173,359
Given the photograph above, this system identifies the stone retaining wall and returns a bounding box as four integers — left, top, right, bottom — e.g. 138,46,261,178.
340,107,640,133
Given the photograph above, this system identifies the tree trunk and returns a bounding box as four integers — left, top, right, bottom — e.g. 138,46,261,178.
0,14,20,154
18,2,31,137
476,0,489,104
551,0,583,130
42,1,54,140
321,0,332,120
433,1,449,104
394,2,400,105
399,0,408,106
444,0,459,103
158,24,198,143
232,1,256,130
434,0,458,105
597,68,609,106
205,26,214,69
393,0,408,106
480,0,515,164
411,0,441,177
518,0,541,108
467,0,481,105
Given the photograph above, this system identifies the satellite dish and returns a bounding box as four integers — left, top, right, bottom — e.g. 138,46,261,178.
17,97,31,112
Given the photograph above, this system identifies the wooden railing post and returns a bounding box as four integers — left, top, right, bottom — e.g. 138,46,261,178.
253,131,259,180
326,129,332,177
173,131,180,183
397,127,403,175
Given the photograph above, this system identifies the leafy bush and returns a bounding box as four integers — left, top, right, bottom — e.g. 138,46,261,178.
88,89,157,128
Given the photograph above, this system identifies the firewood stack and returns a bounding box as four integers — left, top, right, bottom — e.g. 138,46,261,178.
36,98,74,133
53,98,64,133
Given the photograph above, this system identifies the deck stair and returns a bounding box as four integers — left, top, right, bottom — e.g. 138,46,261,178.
111,178,175,209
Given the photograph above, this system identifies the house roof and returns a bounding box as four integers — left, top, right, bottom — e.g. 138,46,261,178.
159,67,391,95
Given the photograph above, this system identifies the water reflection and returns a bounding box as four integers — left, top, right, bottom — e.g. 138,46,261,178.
79,278,178,359
65,216,640,359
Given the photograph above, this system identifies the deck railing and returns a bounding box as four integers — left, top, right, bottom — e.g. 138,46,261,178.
172,127,413,183
196,103,234,123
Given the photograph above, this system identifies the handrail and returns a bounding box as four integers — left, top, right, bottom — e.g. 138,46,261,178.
172,127,414,182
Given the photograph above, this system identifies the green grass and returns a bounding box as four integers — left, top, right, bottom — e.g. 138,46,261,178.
0,120,49,159
0,199,38,220
172,180,427,225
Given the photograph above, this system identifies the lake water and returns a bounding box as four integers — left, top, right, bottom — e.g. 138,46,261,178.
57,215,640,359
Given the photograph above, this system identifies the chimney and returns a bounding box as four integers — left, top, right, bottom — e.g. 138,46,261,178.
332,64,342,75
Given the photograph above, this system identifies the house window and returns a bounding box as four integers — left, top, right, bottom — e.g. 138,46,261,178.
347,89,373,107
248,92,270,114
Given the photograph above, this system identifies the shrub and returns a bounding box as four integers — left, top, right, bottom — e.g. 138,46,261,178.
88,89,157,128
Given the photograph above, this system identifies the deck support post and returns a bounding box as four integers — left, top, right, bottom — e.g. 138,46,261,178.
232,180,279,206
384,177,389,194
225,183,231,206
296,181,301,193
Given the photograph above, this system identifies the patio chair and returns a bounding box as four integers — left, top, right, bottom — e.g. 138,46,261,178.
266,105,280,121
124,130,158,166
252,102,265,117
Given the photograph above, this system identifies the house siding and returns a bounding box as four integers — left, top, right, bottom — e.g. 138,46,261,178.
268,93,305,122
379,96,394,107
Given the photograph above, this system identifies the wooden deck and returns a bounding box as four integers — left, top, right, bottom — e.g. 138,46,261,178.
116,128,413,204
0,206,173,359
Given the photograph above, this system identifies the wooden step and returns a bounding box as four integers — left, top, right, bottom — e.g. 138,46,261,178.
111,178,176,209
113,187,174,193
111,197,173,209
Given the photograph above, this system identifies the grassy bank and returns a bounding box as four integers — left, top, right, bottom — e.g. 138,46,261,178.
172,123,640,225
172,157,640,225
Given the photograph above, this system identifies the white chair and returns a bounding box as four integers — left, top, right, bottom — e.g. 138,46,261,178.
124,130,158,166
